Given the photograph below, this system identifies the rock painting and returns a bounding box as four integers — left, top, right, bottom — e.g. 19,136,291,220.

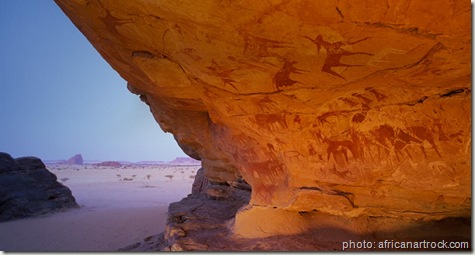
206,60,238,91
319,123,452,168
365,87,387,101
293,115,302,128
284,151,303,163
255,114,288,133
309,103,465,171
248,157,287,205
305,35,373,80
331,87,386,110
255,96,279,112
272,59,305,90
242,33,291,58
329,164,356,182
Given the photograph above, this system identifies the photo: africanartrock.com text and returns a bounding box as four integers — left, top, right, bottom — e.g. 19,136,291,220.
342,239,470,251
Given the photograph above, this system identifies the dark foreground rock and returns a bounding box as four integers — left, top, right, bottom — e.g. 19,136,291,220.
0,152,79,222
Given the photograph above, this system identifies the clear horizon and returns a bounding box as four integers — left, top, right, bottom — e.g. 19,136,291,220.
0,1,189,162
42,155,196,163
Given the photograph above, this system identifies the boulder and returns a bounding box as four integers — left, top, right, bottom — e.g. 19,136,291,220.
0,152,79,222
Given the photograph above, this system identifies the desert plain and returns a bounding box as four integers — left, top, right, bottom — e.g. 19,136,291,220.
0,163,200,252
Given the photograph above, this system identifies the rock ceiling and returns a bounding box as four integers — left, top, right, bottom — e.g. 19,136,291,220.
55,0,471,239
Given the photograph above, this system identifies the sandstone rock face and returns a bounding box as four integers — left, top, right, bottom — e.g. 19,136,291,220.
55,0,471,245
0,152,79,222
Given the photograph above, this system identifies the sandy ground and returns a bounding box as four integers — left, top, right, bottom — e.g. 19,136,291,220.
0,164,200,252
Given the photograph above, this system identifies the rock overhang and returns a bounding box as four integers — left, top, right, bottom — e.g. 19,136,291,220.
55,0,471,239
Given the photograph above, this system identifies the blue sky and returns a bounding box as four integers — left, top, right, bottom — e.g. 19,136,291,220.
0,1,188,162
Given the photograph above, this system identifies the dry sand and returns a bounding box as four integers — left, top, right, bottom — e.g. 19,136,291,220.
0,164,200,252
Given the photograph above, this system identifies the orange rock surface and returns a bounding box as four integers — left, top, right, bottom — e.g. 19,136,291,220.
55,0,471,241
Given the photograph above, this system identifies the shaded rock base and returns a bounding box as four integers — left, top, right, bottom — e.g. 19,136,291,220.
120,170,470,251
123,204,470,251
121,201,470,251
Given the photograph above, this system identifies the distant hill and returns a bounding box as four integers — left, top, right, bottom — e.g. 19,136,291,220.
92,161,122,168
45,156,200,166
167,157,200,165
47,154,83,165
65,154,83,165
135,161,165,165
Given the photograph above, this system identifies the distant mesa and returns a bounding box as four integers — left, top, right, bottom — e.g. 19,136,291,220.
168,157,201,165
64,154,83,165
92,161,122,168
0,152,79,222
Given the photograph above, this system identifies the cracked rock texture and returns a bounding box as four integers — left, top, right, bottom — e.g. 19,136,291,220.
55,0,471,249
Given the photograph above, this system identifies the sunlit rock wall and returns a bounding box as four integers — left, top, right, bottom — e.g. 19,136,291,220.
56,0,470,238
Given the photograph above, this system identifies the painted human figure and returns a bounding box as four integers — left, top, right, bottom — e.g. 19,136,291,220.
305,35,373,80
272,59,304,90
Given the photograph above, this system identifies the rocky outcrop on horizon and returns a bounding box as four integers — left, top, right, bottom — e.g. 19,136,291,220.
135,160,165,165
56,0,470,251
167,157,200,165
92,161,122,168
64,154,83,165
0,152,79,222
